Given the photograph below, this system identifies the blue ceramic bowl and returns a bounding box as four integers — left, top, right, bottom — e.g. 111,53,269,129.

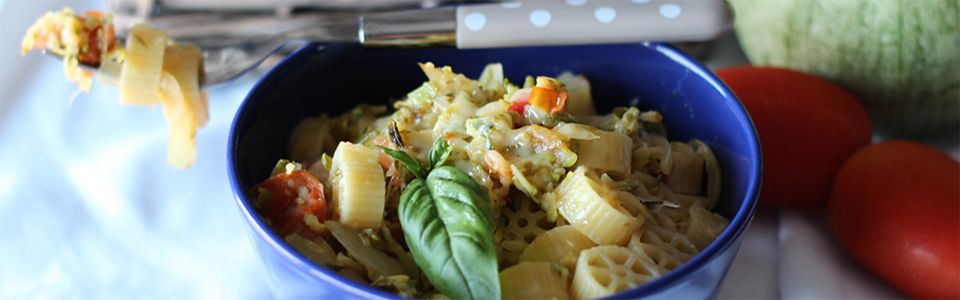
229,43,761,299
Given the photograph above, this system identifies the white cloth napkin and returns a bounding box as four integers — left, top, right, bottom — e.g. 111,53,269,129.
778,211,902,299
0,1,269,298
715,209,780,299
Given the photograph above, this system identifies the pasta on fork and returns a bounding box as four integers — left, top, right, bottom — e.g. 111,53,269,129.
22,8,208,169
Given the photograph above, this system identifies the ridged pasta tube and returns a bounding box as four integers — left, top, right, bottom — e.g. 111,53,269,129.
162,44,208,127
557,72,596,117
119,24,167,106
571,245,661,299
500,262,570,300
666,142,705,195
158,72,196,169
330,142,386,229
554,167,638,245
691,140,722,209
288,115,333,164
685,204,729,250
158,44,207,169
575,129,632,176
519,225,596,270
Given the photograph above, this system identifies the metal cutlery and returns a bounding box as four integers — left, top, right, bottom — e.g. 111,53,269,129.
50,0,731,86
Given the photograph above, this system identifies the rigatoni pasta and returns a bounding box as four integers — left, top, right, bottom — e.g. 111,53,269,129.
575,129,633,176
158,72,197,169
162,44,208,127
556,72,596,117
158,44,207,168
519,225,596,270
555,167,638,245
252,63,730,299
666,142,705,194
330,142,386,229
686,204,730,250
119,24,166,106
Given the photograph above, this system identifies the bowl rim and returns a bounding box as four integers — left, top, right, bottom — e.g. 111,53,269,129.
228,42,762,299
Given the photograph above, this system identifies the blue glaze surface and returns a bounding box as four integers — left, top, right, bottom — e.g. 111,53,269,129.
228,43,761,299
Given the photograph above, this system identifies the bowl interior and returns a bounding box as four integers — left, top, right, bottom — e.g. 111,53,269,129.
229,43,761,297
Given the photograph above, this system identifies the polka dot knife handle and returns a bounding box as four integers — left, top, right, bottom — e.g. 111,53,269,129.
454,0,730,48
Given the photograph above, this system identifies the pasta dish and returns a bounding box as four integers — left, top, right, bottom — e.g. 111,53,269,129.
253,63,729,299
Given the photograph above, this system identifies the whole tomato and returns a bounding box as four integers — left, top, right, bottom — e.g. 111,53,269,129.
829,141,960,299
716,67,872,209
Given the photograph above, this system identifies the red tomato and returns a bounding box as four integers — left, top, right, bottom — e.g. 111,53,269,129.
255,170,327,236
508,99,529,114
78,25,101,65
716,67,872,209
829,141,960,299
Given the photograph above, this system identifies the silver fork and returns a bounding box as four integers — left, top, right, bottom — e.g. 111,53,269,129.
51,0,731,86
47,11,362,86
168,13,362,85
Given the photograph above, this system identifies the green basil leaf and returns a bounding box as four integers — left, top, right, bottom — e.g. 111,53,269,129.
428,137,452,170
398,166,499,300
378,146,427,178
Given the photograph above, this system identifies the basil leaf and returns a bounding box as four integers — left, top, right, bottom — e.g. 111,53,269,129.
428,137,452,170
378,146,427,178
398,166,499,300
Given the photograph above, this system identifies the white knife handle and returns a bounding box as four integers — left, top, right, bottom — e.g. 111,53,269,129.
455,0,731,49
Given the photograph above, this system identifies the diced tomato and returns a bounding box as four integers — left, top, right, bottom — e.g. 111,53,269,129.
528,87,568,114
78,24,101,65
76,11,117,65
254,170,327,236
508,99,529,114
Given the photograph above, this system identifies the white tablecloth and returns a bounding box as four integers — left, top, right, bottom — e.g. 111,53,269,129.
1,1,269,298
0,1,919,298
